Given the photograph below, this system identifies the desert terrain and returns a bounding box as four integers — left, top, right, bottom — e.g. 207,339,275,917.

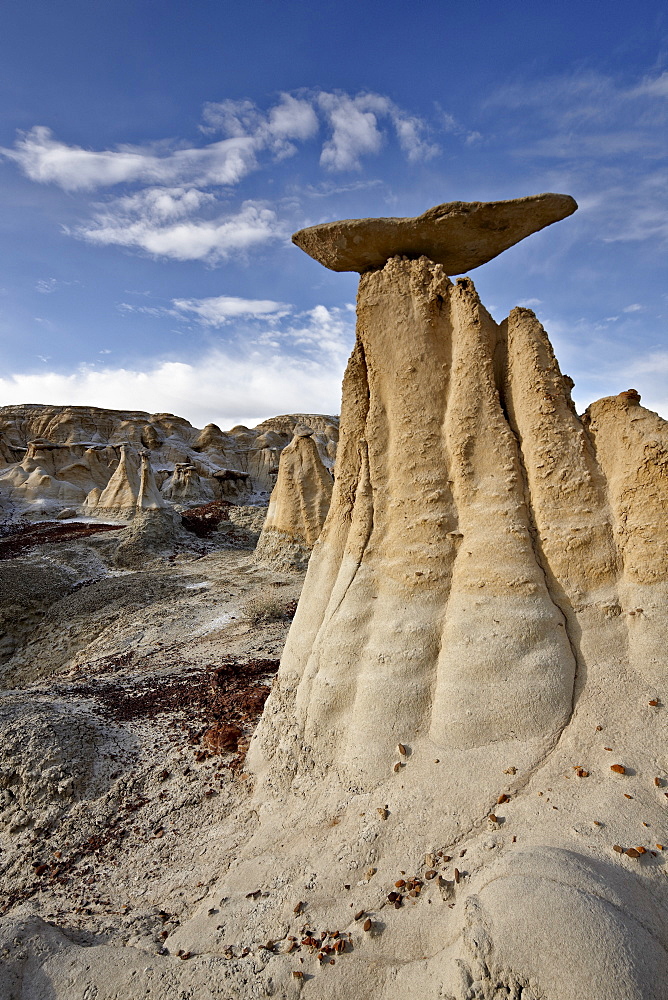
0,196,666,1000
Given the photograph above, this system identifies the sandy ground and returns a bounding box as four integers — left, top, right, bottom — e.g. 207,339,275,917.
0,517,303,957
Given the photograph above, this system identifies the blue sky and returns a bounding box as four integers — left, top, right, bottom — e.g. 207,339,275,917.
0,0,666,427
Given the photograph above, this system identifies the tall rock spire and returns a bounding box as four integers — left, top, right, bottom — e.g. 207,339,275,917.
254,427,333,571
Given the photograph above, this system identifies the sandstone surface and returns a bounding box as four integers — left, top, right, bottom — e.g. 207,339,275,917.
226,260,667,1000
292,193,577,273
254,427,334,571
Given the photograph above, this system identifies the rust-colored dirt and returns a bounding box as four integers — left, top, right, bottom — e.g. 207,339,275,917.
0,521,124,560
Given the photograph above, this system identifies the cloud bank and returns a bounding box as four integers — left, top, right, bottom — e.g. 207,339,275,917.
0,305,355,428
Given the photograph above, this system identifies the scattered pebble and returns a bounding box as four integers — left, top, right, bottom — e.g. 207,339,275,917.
611,764,626,774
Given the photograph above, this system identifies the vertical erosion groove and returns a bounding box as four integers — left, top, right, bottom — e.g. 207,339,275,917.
495,315,583,727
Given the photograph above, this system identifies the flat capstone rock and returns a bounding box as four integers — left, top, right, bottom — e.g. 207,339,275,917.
292,193,577,274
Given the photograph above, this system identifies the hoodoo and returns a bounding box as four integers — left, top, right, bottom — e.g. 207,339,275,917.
238,198,668,999
254,426,334,571
89,445,164,516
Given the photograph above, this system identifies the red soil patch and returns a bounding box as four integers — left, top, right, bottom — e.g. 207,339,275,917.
0,521,124,560
75,657,279,754
180,501,233,537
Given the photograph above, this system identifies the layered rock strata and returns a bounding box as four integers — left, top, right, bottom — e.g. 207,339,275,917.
0,407,339,515
254,428,334,571
0,439,117,511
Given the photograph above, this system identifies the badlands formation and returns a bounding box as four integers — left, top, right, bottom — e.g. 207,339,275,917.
255,427,334,572
0,194,667,1000
0,406,339,520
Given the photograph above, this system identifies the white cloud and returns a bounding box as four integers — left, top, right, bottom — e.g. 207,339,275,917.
202,92,319,160
171,295,290,325
3,90,435,196
517,297,542,307
623,303,643,313
438,108,483,146
35,276,79,294
0,306,354,428
117,302,166,319
1,89,441,265
628,71,668,99
392,111,439,162
75,199,283,262
110,186,216,221
317,91,437,171
595,173,668,244
488,69,668,161
0,126,259,192
478,68,668,255
1,89,439,265
318,92,385,171
627,349,668,376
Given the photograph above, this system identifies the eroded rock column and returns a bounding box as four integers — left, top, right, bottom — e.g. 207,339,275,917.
250,259,578,790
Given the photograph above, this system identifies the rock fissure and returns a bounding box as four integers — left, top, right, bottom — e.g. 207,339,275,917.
497,391,581,736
